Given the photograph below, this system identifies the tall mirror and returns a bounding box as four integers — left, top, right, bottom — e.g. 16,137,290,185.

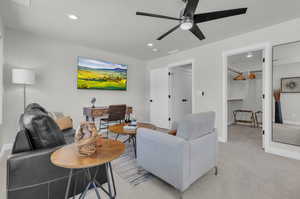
272,41,300,146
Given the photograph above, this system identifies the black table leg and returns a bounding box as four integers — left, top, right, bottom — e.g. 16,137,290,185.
65,169,73,199
123,135,137,158
132,135,137,158
95,163,117,199
74,164,116,199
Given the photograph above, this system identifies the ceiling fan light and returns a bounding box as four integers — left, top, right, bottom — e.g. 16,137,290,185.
180,18,193,30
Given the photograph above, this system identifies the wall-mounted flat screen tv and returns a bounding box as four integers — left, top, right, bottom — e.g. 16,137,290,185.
77,57,128,90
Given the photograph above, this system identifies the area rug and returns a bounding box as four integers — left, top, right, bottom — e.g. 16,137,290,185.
111,135,152,186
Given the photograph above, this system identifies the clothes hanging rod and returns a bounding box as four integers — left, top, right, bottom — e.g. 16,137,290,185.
229,68,262,74
228,68,242,75
250,69,262,73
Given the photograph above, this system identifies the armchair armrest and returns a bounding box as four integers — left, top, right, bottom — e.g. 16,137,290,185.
136,128,189,191
7,146,69,190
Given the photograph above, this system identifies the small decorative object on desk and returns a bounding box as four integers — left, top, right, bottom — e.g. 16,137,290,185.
130,119,137,126
123,119,138,130
91,97,96,108
123,125,137,130
75,122,100,157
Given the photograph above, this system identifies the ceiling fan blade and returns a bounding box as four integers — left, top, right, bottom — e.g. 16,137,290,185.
194,8,247,23
189,25,205,40
136,12,180,21
157,24,180,40
183,0,200,17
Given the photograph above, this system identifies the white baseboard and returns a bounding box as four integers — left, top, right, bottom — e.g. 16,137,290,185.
218,136,227,143
265,146,300,161
0,143,13,159
227,122,234,126
283,120,300,126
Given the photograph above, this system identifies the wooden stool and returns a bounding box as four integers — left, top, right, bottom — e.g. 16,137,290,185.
255,111,262,128
233,109,256,128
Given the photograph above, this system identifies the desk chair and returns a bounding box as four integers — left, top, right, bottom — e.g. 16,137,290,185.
100,104,127,137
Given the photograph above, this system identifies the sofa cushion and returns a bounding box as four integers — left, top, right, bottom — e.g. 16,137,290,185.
55,116,73,130
168,129,177,136
176,112,215,140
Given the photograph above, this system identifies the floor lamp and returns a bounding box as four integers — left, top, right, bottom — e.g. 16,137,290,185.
12,69,36,112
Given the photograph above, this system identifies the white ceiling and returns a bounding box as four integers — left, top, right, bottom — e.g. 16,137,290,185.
1,0,300,60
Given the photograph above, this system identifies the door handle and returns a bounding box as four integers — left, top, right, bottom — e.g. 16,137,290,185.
182,99,188,102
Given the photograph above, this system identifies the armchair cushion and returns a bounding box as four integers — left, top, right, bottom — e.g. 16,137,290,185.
176,111,215,140
137,128,189,191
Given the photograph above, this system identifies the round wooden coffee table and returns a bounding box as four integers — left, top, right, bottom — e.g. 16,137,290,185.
108,123,156,157
51,139,125,199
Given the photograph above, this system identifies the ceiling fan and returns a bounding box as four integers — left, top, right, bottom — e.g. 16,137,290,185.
136,0,247,41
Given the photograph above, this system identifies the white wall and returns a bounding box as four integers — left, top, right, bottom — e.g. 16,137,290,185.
0,17,3,125
273,63,300,125
0,29,148,145
147,17,300,154
227,75,245,124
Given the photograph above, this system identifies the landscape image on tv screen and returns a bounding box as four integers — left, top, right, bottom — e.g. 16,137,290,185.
77,57,128,90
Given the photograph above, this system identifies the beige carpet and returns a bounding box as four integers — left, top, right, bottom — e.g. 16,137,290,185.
1,125,300,199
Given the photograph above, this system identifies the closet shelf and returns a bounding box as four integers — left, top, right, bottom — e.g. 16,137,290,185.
228,98,243,102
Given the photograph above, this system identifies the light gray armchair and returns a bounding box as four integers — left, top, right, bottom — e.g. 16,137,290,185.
137,112,217,193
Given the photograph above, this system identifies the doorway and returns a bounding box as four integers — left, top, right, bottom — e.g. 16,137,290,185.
227,50,264,148
149,60,194,129
222,43,272,151
169,64,193,124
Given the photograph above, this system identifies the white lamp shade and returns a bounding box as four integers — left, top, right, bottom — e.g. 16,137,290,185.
12,69,36,85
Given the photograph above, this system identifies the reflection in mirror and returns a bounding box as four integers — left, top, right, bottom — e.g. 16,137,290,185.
272,41,300,146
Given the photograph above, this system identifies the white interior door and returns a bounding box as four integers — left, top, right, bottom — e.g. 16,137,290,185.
150,67,170,128
171,67,192,123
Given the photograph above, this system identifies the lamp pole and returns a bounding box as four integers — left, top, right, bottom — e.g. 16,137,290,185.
23,84,26,112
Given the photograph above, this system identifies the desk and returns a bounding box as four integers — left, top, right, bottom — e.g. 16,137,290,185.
83,106,133,122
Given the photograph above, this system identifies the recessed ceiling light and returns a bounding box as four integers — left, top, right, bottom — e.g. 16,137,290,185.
67,14,79,20
246,52,253,58
147,43,154,47
152,48,158,52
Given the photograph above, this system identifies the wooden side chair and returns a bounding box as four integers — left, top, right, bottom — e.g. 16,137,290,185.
100,104,127,137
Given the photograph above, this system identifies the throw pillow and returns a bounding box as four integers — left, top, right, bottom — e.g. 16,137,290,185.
168,129,177,136
20,103,66,149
